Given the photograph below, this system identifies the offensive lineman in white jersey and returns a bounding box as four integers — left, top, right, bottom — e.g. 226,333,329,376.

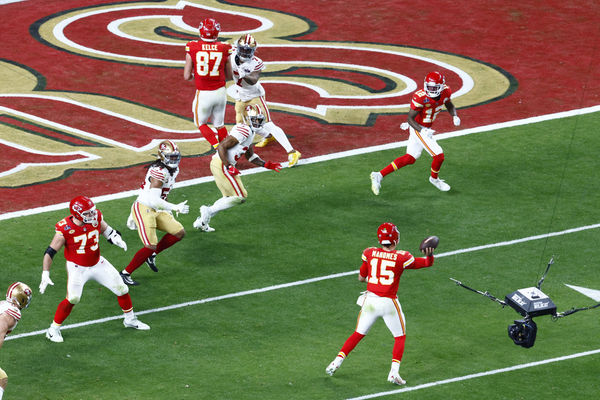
226,34,302,167
193,105,282,232
120,140,189,286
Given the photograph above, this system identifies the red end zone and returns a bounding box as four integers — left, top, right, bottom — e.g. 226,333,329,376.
0,0,598,214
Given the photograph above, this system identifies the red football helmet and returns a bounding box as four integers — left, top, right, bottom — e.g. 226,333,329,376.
69,195,98,226
6,282,32,309
377,222,399,246
199,18,220,41
424,71,445,98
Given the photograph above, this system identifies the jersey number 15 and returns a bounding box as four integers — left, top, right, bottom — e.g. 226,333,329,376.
367,258,395,286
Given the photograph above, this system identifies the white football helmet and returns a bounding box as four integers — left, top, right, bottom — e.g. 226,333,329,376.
157,140,181,169
6,282,32,309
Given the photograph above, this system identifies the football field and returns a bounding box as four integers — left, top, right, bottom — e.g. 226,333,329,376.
3,109,599,399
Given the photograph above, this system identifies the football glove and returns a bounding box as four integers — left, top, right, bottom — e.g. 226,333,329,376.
400,122,409,130
453,116,461,126
106,228,127,251
264,161,282,172
237,64,253,79
421,127,435,138
39,270,54,294
227,165,240,176
173,200,189,215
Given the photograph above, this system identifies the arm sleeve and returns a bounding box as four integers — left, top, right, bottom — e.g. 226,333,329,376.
359,260,369,278
411,255,434,269
139,188,177,211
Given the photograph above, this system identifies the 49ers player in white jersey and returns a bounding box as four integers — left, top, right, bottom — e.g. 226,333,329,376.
0,282,31,399
193,105,282,232
120,140,189,286
370,71,461,194
39,196,150,343
326,223,435,386
226,34,302,167
184,18,233,149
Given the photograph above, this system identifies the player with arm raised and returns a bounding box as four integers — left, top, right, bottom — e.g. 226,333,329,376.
325,223,435,386
39,196,149,343
193,105,282,232
370,71,461,194
184,18,232,149
0,282,32,399
227,34,302,167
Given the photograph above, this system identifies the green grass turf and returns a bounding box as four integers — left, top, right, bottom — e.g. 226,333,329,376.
1,112,599,399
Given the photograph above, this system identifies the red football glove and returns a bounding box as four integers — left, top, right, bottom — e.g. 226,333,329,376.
264,161,282,172
227,165,240,176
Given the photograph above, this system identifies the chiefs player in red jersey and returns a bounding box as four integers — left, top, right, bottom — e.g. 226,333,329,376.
371,71,461,194
184,18,233,149
0,282,32,399
39,196,150,343
325,223,435,386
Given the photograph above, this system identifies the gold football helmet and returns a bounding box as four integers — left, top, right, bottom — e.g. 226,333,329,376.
157,140,181,169
244,104,265,130
6,282,32,309
236,34,257,62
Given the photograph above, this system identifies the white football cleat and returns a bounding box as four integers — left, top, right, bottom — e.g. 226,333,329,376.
429,176,450,192
193,206,215,232
370,172,382,195
46,325,64,343
325,357,344,376
123,317,150,330
387,372,406,385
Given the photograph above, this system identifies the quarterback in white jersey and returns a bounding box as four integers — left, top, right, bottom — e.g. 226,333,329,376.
193,105,282,232
226,34,301,167
0,282,32,399
120,140,189,286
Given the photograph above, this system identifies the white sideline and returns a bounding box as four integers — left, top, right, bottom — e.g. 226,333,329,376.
1,104,599,221
6,222,599,342
346,348,600,400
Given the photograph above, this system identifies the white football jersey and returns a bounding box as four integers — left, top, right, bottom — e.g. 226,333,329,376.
0,300,21,334
213,124,255,166
136,164,179,204
228,54,265,101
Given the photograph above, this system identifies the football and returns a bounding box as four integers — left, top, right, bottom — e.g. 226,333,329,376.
419,236,439,252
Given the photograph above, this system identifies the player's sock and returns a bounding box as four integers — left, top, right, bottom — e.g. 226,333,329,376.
124,247,155,274
392,335,406,363
53,298,75,324
117,294,133,314
431,153,445,179
216,126,228,142
0,385,4,399
155,233,181,253
340,331,365,356
380,154,415,177
199,124,219,148
210,196,244,215
264,122,293,153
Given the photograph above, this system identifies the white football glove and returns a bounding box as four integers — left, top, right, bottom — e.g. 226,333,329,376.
421,127,435,138
453,115,461,126
237,64,253,79
400,122,409,130
39,270,54,294
173,200,189,216
107,229,127,251
126,214,137,230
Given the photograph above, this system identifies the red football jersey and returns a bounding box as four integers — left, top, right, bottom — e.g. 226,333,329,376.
410,85,453,128
359,247,433,298
55,210,104,266
185,40,232,90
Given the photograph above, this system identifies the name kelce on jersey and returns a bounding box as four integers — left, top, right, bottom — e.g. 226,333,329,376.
371,250,399,261
202,44,219,51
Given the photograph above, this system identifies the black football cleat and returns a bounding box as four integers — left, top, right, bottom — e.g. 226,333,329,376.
145,253,158,272
120,271,139,286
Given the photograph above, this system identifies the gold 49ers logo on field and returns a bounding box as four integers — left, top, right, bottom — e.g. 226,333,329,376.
0,0,514,188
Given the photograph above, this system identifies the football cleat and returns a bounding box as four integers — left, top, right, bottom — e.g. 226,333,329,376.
255,136,276,148
46,325,64,343
429,176,451,192
288,151,301,167
145,253,158,272
370,172,382,195
120,271,139,286
123,318,150,330
193,206,215,232
387,372,406,385
325,357,344,376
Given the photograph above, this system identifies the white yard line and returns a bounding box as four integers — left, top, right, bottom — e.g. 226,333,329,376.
1,105,599,221
7,221,599,342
